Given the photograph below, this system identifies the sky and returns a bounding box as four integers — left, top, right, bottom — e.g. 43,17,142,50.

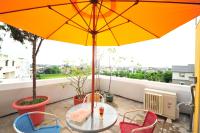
0,18,198,68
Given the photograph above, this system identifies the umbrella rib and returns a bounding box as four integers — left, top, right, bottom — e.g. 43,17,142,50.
85,30,90,46
46,20,88,39
129,20,160,38
48,6,89,32
65,3,91,27
98,3,132,22
102,0,199,5
98,3,160,38
85,10,93,46
97,0,139,32
46,22,66,39
139,0,200,5
98,21,129,33
95,0,104,30
70,0,92,32
97,6,120,46
0,1,90,15
67,23,89,32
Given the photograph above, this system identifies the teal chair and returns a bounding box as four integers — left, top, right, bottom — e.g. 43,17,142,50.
13,111,60,133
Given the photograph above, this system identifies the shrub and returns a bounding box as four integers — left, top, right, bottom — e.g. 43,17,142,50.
44,66,61,74
162,71,172,83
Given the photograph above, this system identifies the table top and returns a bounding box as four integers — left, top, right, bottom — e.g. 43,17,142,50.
66,102,118,132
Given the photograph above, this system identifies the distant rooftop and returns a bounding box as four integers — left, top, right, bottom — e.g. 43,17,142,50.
172,64,194,73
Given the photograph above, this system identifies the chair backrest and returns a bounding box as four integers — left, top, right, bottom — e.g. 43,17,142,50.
13,113,34,133
141,111,157,133
83,93,104,103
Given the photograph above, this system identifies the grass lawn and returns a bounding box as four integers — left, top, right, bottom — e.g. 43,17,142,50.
37,74,66,79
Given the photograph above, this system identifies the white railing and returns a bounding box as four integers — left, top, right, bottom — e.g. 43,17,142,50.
0,75,191,117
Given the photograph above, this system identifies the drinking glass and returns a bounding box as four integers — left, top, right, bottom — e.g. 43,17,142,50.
99,106,104,119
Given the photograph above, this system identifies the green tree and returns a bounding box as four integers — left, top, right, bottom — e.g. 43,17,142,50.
118,70,127,77
0,24,6,41
2,25,44,100
44,66,61,74
0,24,6,50
134,71,144,79
162,70,172,83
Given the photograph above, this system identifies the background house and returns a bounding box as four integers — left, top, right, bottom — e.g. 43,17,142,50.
0,53,30,80
172,64,194,85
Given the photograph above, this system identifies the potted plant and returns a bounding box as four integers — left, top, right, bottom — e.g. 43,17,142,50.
2,25,48,126
68,65,91,105
106,68,114,102
105,48,116,102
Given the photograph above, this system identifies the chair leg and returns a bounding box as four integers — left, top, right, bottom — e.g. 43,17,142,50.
188,108,194,132
60,119,73,133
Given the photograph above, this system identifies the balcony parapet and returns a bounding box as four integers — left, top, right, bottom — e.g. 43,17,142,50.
0,76,191,117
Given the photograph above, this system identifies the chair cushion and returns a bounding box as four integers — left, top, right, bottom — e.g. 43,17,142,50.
35,125,60,133
120,122,141,133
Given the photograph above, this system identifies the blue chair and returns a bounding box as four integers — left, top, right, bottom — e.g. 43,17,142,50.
13,111,61,133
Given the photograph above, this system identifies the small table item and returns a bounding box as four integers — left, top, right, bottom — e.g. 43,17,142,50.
68,108,91,123
66,102,118,132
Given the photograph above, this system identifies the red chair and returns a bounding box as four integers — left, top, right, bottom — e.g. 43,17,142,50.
120,109,157,133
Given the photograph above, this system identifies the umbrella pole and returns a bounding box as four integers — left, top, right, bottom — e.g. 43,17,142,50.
91,2,97,115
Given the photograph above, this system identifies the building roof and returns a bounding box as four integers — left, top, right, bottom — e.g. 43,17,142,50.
172,64,194,73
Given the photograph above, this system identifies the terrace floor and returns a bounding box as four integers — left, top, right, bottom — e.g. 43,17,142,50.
0,95,190,133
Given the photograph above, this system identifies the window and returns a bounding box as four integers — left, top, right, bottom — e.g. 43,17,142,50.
5,60,9,66
179,73,185,77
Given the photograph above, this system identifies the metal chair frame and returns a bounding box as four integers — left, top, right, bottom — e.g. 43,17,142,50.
121,109,157,133
13,111,60,133
83,92,105,103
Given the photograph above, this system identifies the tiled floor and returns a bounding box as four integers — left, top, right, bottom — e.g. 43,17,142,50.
0,96,190,133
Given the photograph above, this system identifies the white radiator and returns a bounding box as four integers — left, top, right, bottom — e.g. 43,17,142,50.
144,88,177,120
144,92,163,115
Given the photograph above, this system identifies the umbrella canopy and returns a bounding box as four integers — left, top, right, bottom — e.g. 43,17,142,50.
0,0,199,116
0,0,199,46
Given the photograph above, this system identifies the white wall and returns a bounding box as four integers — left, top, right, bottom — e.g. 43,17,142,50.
0,76,191,117
0,78,91,117
173,72,194,81
99,76,191,103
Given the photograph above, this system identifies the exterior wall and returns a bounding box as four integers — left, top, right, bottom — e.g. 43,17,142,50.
172,72,194,85
172,64,194,85
172,79,193,85
0,76,191,117
0,54,30,79
173,72,194,81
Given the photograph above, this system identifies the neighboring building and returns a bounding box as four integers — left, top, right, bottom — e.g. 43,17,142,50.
0,53,30,80
141,67,170,72
172,64,194,85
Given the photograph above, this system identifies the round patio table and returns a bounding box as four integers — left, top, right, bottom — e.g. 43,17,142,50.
66,102,118,132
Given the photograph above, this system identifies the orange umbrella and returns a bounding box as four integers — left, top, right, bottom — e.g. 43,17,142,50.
0,0,199,114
